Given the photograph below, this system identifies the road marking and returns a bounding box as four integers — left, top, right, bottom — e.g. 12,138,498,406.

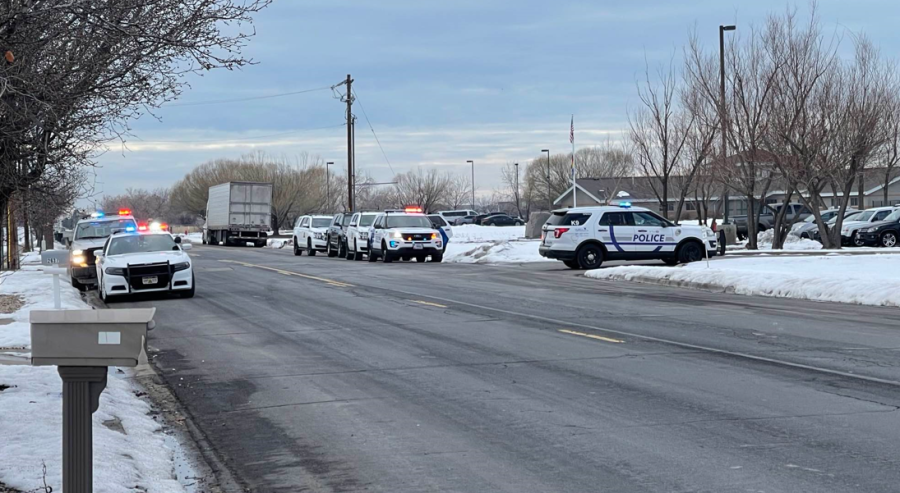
559,329,623,343
218,260,354,287
411,300,448,308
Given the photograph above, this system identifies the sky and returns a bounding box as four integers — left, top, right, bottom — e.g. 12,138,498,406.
85,0,900,206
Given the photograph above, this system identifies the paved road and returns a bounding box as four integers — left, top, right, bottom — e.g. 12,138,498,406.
110,244,900,493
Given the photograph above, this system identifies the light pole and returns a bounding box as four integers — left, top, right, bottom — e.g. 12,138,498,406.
542,149,551,210
720,24,736,223
467,160,475,210
514,162,519,216
326,161,334,212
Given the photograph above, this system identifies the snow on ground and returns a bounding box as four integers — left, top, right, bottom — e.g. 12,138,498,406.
442,225,550,264
585,254,900,307
0,253,191,493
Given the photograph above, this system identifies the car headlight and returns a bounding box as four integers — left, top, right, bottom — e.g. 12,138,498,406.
392,231,403,239
314,232,324,240
105,267,126,276
71,255,86,265
72,249,83,255
864,227,877,233
172,262,190,272
360,232,368,240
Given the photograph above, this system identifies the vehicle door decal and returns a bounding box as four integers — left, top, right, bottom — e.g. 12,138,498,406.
653,246,662,252
608,225,624,252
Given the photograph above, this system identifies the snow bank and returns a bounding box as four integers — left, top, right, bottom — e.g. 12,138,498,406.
585,254,900,307
450,224,525,244
756,229,823,250
443,240,551,264
0,253,190,493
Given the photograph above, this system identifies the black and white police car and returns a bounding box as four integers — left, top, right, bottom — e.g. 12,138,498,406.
368,208,444,263
95,231,194,301
539,203,716,269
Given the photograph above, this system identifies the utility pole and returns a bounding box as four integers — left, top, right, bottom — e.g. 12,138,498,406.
345,74,355,212
514,163,519,216
542,149,551,210
719,25,735,222
467,160,475,210
326,161,333,212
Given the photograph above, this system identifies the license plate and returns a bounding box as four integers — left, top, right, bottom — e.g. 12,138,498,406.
413,243,423,250
142,276,158,285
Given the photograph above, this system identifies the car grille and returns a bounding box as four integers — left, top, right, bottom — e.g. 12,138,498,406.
128,262,171,291
403,233,431,241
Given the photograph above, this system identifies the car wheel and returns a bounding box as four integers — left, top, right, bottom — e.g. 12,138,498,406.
881,231,898,248
353,241,364,261
516,221,523,226
338,240,347,258
430,253,443,263
852,232,866,247
345,242,354,260
576,244,603,270
181,274,195,298
368,249,379,262
677,241,704,263
563,259,581,269
293,237,302,256
327,237,338,257
307,239,317,256
402,255,411,262
381,242,393,263
98,278,107,302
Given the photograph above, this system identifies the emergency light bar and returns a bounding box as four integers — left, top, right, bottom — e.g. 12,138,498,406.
619,201,632,208
404,206,423,213
118,209,132,216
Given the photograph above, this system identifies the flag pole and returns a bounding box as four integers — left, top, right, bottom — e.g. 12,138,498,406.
570,114,576,208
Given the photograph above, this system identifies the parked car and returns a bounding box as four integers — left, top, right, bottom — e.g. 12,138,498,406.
325,213,352,257
292,215,332,256
839,206,898,246
452,215,477,226
345,212,380,260
481,214,524,226
809,210,863,243
790,208,858,239
474,212,505,225
856,208,900,247
731,203,813,239
427,214,453,252
438,209,478,222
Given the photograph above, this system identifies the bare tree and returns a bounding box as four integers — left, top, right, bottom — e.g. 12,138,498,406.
392,168,452,213
102,188,172,222
443,174,473,210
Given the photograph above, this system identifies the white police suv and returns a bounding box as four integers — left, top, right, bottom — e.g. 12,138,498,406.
539,204,716,269
345,211,380,261
68,210,138,290
368,208,444,263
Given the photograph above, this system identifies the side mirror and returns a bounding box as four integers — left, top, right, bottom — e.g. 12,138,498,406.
94,251,104,259
181,243,192,251
174,236,182,244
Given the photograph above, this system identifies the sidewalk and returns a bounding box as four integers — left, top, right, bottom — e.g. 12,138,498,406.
0,253,194,493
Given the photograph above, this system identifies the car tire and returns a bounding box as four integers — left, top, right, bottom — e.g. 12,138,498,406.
381,242,393,263
307,239,317,256
338,240,347,258
415,254,426,263
431,253,443,263
353,241,364,261
880,231,898,248
368,249,379,262
256,241,266,248
677,241,704,263
181,274,195,298
345,243,354,260
563,259,581,269
327,238,338,257
576,244,604,270
402,255,411,262
852,232,866,247
98,278,107,303
516,221,523,226
293,238,302,256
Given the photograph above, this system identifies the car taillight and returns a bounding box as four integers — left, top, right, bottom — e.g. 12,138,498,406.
553,228,569,239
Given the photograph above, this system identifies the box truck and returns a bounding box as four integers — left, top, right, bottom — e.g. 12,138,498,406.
204,182,273,247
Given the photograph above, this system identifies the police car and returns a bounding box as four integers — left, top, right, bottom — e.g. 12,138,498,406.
539,204,716,269
368,208,444,263
345,211,380,260
68,210,138,290
95,231,194,301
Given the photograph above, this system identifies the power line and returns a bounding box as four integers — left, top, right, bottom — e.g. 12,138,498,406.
164,86,332,107
130,124,345,144
352,89,395,175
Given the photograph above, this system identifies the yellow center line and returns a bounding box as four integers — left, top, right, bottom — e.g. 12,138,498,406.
558,329,624,344
411,300,448,308
219,260,354,287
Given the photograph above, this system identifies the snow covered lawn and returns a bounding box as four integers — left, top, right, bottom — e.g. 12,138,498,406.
0,253,191,493
585,254,900,307
442,225,551,264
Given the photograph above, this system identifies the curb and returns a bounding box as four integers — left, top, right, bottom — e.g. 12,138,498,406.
595,273,738,294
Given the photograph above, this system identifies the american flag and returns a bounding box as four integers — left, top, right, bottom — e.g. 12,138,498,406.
569,115,574,144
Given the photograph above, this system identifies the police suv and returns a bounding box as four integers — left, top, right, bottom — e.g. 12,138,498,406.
68,210,138,290
368,209,444,263
539,204,716,269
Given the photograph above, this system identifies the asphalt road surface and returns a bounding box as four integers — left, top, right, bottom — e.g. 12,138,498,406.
108,244,900,493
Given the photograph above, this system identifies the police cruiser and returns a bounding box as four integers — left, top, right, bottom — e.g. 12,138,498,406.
539,204,716,269
95,231,194,301
368,208,444,263
68,209,138,290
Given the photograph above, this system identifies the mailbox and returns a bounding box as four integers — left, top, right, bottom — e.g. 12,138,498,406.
41,249,70,267
30,308,156,367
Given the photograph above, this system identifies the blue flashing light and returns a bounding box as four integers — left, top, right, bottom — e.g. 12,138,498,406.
125,226,136,232
619,201,632,208
389,240,398,248
90,211,105,218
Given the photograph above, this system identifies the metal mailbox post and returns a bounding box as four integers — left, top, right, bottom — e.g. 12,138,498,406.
30,308,156,493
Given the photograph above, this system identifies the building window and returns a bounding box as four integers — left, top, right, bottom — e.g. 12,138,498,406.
732,200,747,216
667,203,675,212
686,202,696,211
850,197,859,206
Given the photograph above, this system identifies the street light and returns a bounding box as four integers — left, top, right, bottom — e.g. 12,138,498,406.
541,149,551,210
467,160,475,210
720,24,736,223
326,161,334,212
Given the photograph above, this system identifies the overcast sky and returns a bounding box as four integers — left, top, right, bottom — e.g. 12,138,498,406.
87,0,900,205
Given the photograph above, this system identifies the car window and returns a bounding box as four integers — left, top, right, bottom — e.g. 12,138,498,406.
295,218,302,228
374,216,384,229
359,214,377,227
341,215,352,227
598,212,627,226
75,219,138,240
311,218,330,228
386,215,432,228
874,210,891,221
108,234,178,255
884,209,900,222
350,214,359,227
632,211,671,227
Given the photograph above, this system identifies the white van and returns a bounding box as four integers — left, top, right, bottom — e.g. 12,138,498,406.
438,210,478,220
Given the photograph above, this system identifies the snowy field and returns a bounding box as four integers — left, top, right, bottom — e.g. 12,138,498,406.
0,253,191,493
586,254,900,307
443,225,549,264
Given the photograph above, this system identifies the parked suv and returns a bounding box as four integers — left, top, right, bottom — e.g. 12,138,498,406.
539,205,715,270
732,203,812,240
369,210,443,263
345,212,380,260
68,212,138,290
858,208,900,247
840,206,898,246
325,213,352,257
292,215,332,256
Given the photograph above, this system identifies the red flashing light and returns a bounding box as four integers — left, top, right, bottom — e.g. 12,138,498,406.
118,209,131,216
160,223,169,231
553,227,569,239
137,224,148,232
404,206,423,213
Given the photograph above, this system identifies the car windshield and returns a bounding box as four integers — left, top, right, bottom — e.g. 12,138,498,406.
107,234,178,256
358,215,377,227
386,216,432,228
855,210,875,222
75,219,137,240
884,209,900,222
312,218,331,228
